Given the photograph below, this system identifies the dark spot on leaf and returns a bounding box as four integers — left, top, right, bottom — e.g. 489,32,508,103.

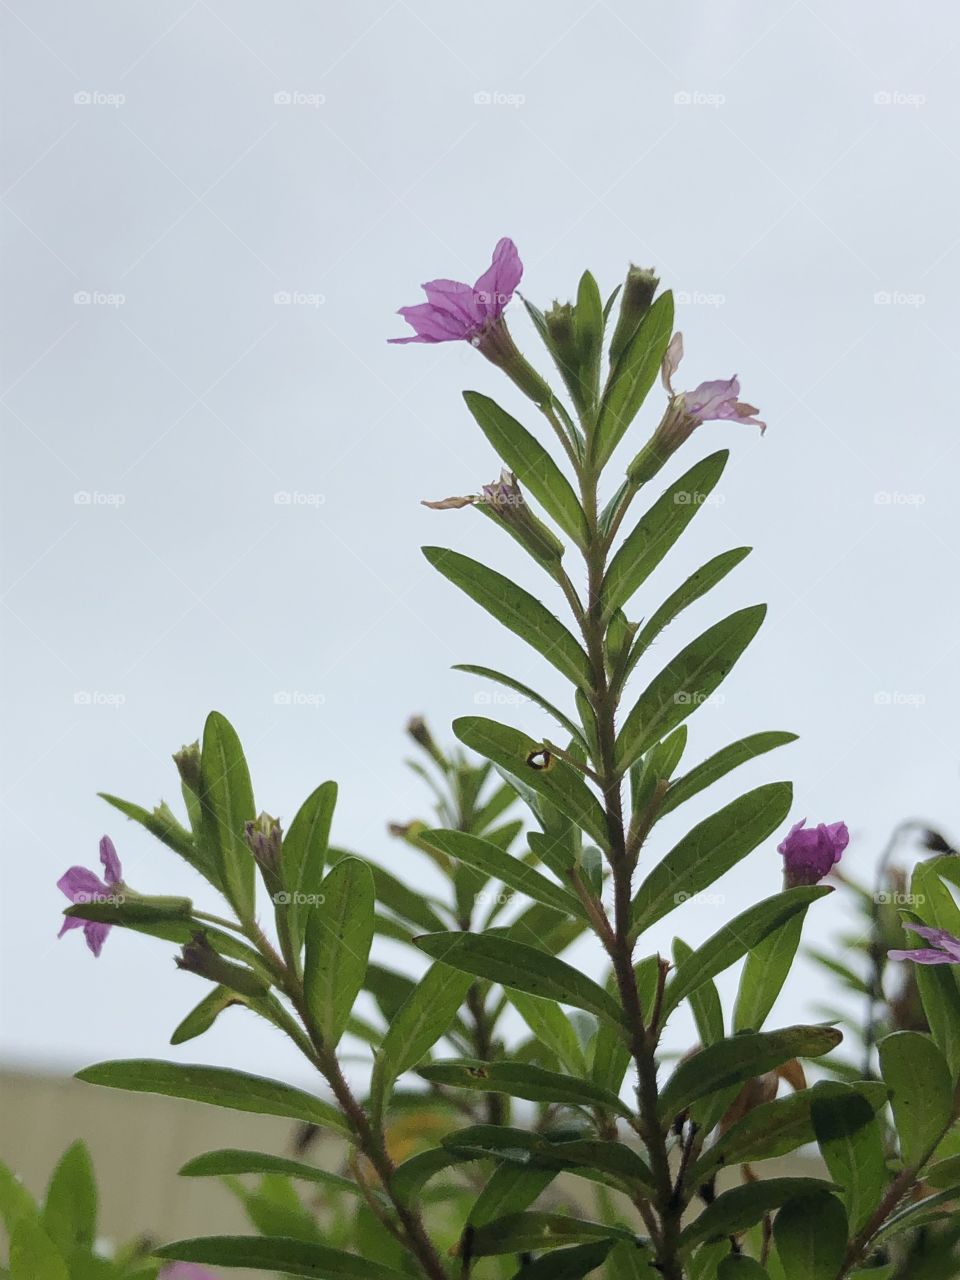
526,748,552,771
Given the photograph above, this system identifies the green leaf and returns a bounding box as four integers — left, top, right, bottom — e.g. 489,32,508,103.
454,717,608,848
594,291,674,466
601,452,728,617
414,932,625,1027
672,938,724,1046
98,792,211,883
506,990,587,1074
178,1148,360,1196
679,1179,833,1250
304,857,374,1048
878,1030,953,1166
281,780,337,951
0,1160,37,1237
370,960,474,1116
658,1025,842,1120
811,1082,886,1234
508,1240,616,1278
616,606,767,772
470,1165,556,1228
197,711,256,920
772,1191,847,1280
62,895,192,928
735,912,805,1033
391,1148,470,1205
419,1059,632,1117
424,547,592,690
462,391,588,545
718,1259,771,1280
607,1240,659,1278
368,860,448,935
662,888,830,1021
75,1061,348,1134
871,1184,960,1249
9,1218,68,1280
660,731,798,820
421,829,583,918
171,985,243,1045
926,1153,960,1188
41,1141,97,1256
153,1236,407,1278
467,1212,632,1256
453,664,585,746
625,547,752,680
631,783,793,938
575,270,604,408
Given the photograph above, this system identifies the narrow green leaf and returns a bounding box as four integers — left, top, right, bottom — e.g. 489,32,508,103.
662,888,830,1020
454,664,585,746
632,783,793,937
370,960,474,1115
658,1025,842,1120
470,1165,556,1228
454,716,608,848
772,1191,847,1280
419,1059,632,1117
601,452,728,617
660,731,798,820
672,938,724,1046
625,548,752,678
41,1141,96,1255
575,270,604,408
171,986,245,1046
735,912,805,1032
594,291,674,465
179,1149,360,1196
197,711,256,920
462,391,588,545
467,1212,632,1256
424,547,592,691
9,1218,68,1280
75,1060,348,1133
506,990,587,1074
421,829,583,919
616,606,767,772
304,857,374,1048
878,1030,953,1166
153,1236,407,1278
679,1178,832,1250
0,1160,37,1237
607,1239,659,1278
368,860,448,935
414,932,625,1028
811,1082,886,1233
871,1184,960,1249
98,792,210,882
281,780,337,951
509,1240,617,1278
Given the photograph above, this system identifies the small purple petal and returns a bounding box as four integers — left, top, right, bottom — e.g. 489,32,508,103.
888,948,959,965
778,818,847,887
82,921,111,958
99,835,122,885
473,237,522,320
57,913,86,938
58,866,110,904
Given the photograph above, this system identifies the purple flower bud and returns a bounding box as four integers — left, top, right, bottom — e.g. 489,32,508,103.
176,931,268,997
778,818,848,888
57,836,123,957
172,740,202,793
889,924,960,966
244,811,283,873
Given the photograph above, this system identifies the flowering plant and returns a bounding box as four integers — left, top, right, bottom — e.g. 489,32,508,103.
49,241,960,1279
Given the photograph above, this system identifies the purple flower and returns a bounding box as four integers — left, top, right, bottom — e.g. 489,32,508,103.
661,332,766,434
778,818,848,888
389,237,522,345
889,924,960,966
57,836,123,957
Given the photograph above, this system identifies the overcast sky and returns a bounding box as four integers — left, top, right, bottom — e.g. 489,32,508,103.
2,0,958,1088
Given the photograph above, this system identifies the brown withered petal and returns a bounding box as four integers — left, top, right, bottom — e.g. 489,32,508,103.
421,495,475,510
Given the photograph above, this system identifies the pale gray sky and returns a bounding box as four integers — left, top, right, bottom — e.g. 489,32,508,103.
2,1,958,1085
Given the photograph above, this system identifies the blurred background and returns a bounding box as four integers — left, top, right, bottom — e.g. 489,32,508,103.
1,0,958,1246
